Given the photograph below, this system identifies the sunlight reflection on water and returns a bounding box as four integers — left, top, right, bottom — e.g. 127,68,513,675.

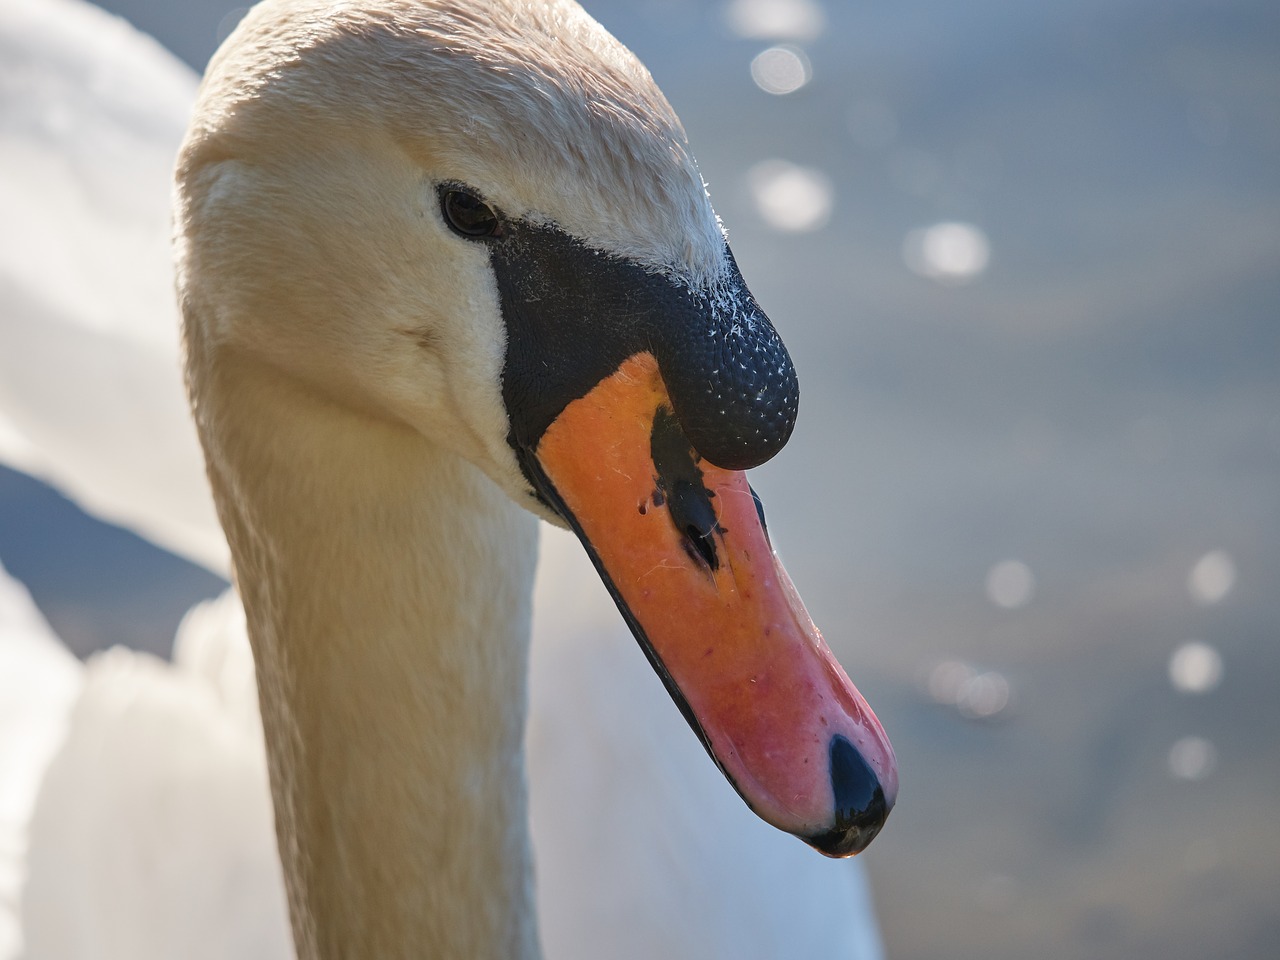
1187,550,1235,605
926,660,1012,721
1168,736,1216,780
985,560,1035,609
746,159,833,232
723,0,826,41
1168,641,1223,695
902,221,990,284
749,45,811,95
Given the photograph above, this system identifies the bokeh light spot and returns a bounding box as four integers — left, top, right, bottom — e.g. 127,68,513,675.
903,221,991,284
985,559,1034,609
747,159,833,232
927,659,974,704
957,671,1011,720
750,45,811,95
927,660,1012,721
724,0,826,41
1168,641,1223,694
1168,736,1216,780
1187,550,1235,605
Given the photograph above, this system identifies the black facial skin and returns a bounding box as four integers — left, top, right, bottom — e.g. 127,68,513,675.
466,216,796,476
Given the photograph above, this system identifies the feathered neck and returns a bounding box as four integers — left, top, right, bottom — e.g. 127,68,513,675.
186,347,542,959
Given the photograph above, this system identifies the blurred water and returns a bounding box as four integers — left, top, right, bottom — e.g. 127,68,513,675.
2,1,1277,958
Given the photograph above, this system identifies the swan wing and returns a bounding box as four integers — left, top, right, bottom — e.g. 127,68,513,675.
0,0,226,575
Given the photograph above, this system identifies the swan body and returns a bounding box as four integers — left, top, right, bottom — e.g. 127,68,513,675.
0,0,891,957
9,582,292,960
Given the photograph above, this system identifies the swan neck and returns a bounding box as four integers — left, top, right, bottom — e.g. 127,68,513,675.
196,358,541,960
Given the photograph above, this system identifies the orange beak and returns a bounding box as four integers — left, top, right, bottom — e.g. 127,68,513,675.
526,352,897,855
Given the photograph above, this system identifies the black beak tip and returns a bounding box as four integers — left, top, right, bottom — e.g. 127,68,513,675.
804,735,893,858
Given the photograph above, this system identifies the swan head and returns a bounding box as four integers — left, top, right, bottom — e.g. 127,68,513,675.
176,0,895,856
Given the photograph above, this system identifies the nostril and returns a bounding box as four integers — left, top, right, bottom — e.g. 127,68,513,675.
684,523,718,569
831,735,879,817
667,477,720,572
805,735,891,857
651,406,722,573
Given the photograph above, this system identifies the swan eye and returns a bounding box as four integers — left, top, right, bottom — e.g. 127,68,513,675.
440,187,503,239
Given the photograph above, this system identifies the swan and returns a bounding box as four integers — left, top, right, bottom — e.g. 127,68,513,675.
0,0,897,957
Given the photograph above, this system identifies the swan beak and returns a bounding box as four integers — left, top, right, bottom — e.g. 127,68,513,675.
524,352,897,856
